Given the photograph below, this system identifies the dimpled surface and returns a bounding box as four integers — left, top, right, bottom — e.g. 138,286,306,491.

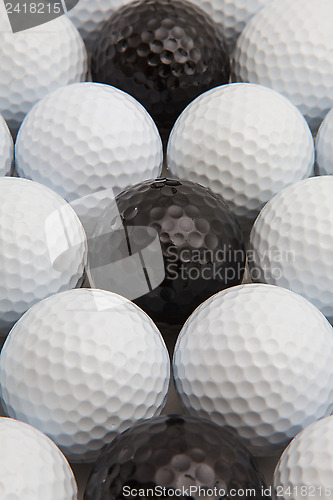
233,0,333,133
167,83,314,232
274,416,333,499
0,113,13,176
0,289,170,463
316,108,333,175
15,83,163,202
173,284,333,456
111,179,245,337
0,417,77,499
84,415,268,499
67,0,130,54
0,177,87,335
249,176,333,323
0,11,87,137
91,0,230,141
189,0,272,53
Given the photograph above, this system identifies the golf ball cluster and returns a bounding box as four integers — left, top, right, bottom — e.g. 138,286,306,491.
168,83,314,232
233,0,333,132
84,415,268,499
0,417,77,499
0,12,87,136
0,289,170,462
249,176,333,323
89,178,245,341
91,0,230,140
15,82,163,202
173,284,333,456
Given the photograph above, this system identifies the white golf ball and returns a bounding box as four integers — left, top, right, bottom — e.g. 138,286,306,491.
67,0,130,54
0,10,87,136
316,108,333,175
167,83,314,232
15,83,163,202
173,284,333,456
233,0,333,133
0,288,170,462
249,176,333,324
0,417,77,499
274,416,333,500
0,177,87,335
189,0,272,53
0,113,13,176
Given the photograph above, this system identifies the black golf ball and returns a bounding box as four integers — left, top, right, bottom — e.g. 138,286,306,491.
88,178,245,348
91,0,230,141
84,415,269,500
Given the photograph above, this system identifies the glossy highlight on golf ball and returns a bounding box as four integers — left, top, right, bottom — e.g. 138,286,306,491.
84,415,268,499
91,0,230,140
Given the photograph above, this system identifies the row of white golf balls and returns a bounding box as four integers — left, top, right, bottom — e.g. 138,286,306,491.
1,282,333,498
2,0,333,138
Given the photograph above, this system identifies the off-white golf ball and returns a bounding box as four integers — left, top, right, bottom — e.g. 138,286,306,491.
167,83,314,232
15,83,163,202
0,10,87,136
274,416,333,499
173,284,333,456
249,176,333,324
0,288,170,462
189,0,272,53
316,108,333,175
233,0,333,133
0,177,87,335
0,417,77,499
0,113,13,176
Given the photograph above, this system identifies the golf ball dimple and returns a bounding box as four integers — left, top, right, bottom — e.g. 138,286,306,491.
173,284,333,456
0,12,87,137
0,417,77,500
274,416,333,500
0,113,13,176
91,0,230,141
15,83,163,202
249,176,333,323
189,0,272,53
316,108,333,176
90,178,245,344
84,415,268,499
167,83,314,233
233,0,333,133
0,177,87,336
0,288,170,463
